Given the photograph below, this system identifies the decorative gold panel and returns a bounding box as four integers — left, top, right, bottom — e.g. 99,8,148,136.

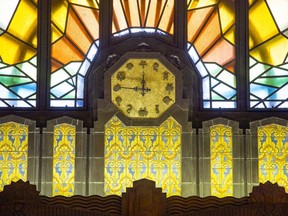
111,58,176,119
0,122,28,191
53,124,75,196
258,124,288,192
104,116,181,197
210,124,233,197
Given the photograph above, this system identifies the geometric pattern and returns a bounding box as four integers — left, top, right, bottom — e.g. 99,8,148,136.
258,124,288,192
53,123,75,196
249,0,288,108
0,1,38,107
187,0,236,108
50,0,100,107
210,124,233,197
0,122,28,191
104,116,181,197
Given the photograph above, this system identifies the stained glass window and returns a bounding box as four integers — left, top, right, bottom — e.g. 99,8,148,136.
0,0,38,107
258,124,288,192
112,0,174,36
210,124,233,197
50,0,100,107
187,0,236,108
53,123,75,196
249,0,288,109
0,122,28,191
104,116,181,197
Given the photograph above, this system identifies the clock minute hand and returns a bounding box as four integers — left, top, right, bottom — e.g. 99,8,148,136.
140,71,151,96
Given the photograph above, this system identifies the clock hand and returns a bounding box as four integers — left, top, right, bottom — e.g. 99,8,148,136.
140,71,151,96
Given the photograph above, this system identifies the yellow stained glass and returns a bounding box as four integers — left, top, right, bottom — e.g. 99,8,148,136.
51,0,68,34
104,116,181,197
53,124,75,197
258,124,288,192
210,124,233,197
187,0,218,9
219,2,235,35
0,122,28,192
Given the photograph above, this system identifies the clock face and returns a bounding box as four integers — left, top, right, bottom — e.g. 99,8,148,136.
111,58,176,119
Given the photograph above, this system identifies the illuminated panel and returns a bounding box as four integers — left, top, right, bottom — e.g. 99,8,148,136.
112,0,174,36
0,122,28,191
53,124,75,196
0,0,38,107
104,116,181,197
210,124,233,197
187,0,236,108
258,124,288,192
249,0,288,108
50,0,100,107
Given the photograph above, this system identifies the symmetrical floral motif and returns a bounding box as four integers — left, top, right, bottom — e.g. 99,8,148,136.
0,122,28,191
258,124,288,192
104,116,181,197
53,124,75,196
210,124,233,197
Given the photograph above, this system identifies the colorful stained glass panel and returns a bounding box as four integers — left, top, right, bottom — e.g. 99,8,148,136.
112,0,174,36
0,122,28,191
258,124,288,192
187,0,236,108
104,116,181,197
210,124,233,197
0,0,37,107
53,124,75,196
50,0,100,107
249,0,288,108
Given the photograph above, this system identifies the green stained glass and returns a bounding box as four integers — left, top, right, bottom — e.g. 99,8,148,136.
187,0,236,109
50,0,100,107
0,1,38,108
249,0,288,108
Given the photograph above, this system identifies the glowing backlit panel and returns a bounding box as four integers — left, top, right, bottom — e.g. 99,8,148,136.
51,0,100,107
112,0,174,36
104,116,181,197
258,124,288,192
0,122,28,191
210,124,233,197
249,0,288,108
0,0,38,107
187,0,236,108
53,124,75,196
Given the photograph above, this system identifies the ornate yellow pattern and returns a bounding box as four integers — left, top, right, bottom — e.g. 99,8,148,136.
104,116,181,197
53,124,75,196
210,124,233,197
258,124,288,192
0,122,28,191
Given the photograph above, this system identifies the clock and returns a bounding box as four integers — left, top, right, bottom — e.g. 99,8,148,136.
111,58,176,119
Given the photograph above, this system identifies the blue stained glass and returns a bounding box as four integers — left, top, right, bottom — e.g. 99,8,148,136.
204,101,211,108
0,85,19,99
250,62,271,81
16,62,37,81
205,63,222,77
51,69,70,87
217,71,236,88
211,77,219,87
76,100,83,107
11,83,36,98
250,83,277,99
77,75,84,99
87,43,98,61
0,66,23,76
51,82,74,98
263,68,288,76
196,61,208,77
203,77,210,100
5,100,31,107
267,84,288,100
65,62,81,76
212,101,236,109
187,45,199,62
264,101,282,108
51,100,75,107
79,59,91,76
213,83,236,99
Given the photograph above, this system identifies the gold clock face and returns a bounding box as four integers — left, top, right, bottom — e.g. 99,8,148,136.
111,58,176,119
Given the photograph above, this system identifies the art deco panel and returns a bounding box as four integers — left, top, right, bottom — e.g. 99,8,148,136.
104,116,181,197
0,0,38,107
0,122,28,191
258,124,288,192
187,0,236,108
210,124,233,197
50,0,100,107
249,0,288,108
53,123,75,196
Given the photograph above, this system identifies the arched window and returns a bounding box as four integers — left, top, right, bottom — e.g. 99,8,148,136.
104,116,181,197
258,123,288,191
50,0,100,107
0,122,28,191
53,123,76,196
0,0,38,107
249,0,288,108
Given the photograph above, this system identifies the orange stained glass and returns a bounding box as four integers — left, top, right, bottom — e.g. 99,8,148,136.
51,59,64,73
68,0,99,8
66,9,93,54
51,37,84,67
193,10,221,57
187,7,214,42
202,38,235,70
249,0,278,50
112,0,127,32
73,5,100,40
158,0,174,34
